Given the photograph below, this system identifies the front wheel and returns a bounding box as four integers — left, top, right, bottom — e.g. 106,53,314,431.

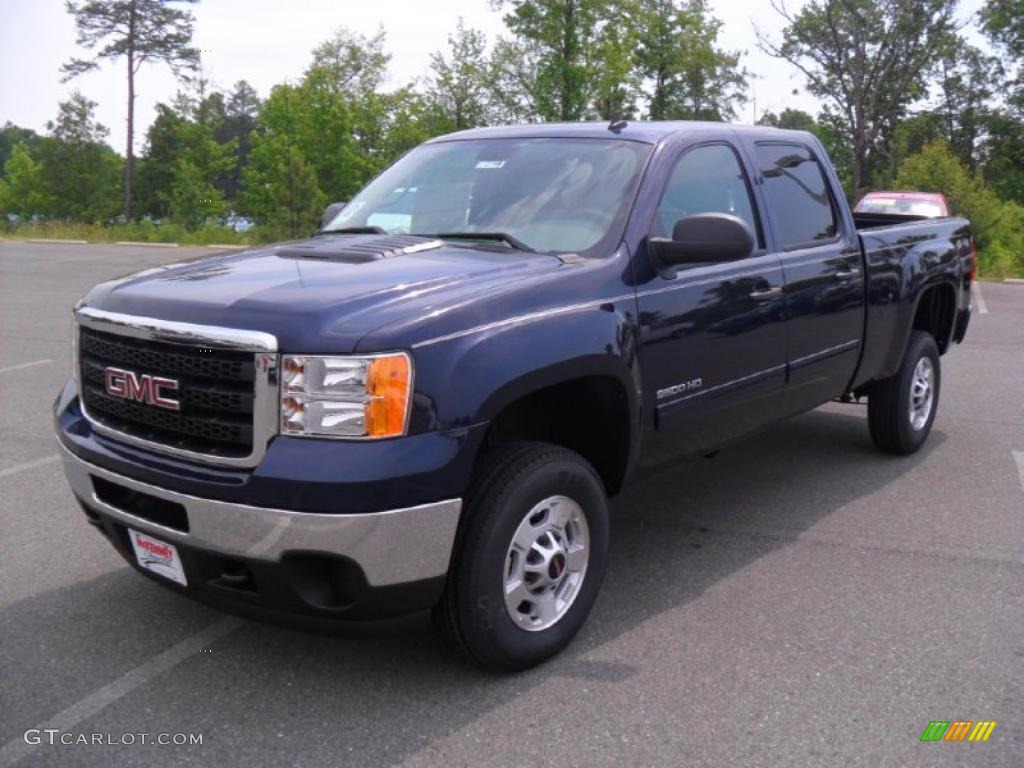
868,330,941,455
437,442,609,672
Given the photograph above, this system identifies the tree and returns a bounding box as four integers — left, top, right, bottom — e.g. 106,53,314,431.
637,0,747,121
488,38,545,123
896,139,1024,277
0,124,44,170
496,0,641,121
426,20,495,131
757,107,817,131
0,144,52,218
39,92,123,221
980,112,1024,204
931,42,1000,169
135,104,188,218
307,26,390,97
62,0,200,218
758,0,959,194
981,0,1024,61
217,81,261,202
167,122,234,228
242,141,324,239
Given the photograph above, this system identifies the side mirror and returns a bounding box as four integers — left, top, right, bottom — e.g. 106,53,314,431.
649,213,755,273
321,201,347,228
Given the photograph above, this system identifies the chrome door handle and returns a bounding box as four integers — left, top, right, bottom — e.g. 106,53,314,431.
748,286,782,301
835,268,860,280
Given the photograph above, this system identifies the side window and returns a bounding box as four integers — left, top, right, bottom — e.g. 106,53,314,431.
755,143,837,249
655,144,760,246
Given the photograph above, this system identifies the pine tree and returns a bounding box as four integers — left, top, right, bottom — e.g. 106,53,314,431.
62,0,199,218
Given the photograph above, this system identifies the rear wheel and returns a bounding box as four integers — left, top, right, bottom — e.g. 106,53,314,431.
437,442,609,672
868,331,941,455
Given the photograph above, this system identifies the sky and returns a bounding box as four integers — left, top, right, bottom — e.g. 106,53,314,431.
0,0,987,155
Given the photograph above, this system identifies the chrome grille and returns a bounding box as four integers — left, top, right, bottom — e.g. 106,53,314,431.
74,307,279,467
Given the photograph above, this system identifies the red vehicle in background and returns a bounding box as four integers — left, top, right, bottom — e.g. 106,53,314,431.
854,191,950,218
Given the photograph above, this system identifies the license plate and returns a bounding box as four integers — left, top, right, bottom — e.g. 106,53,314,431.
128,528,188,586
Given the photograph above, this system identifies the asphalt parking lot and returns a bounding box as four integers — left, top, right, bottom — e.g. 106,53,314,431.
1,241,1021,767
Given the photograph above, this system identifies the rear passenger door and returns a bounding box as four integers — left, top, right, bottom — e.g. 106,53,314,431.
636,141,788,462
751,142,865,411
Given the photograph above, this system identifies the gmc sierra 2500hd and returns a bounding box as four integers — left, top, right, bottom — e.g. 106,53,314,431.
55,122,974,671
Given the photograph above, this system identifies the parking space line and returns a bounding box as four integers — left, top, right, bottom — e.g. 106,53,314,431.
0,455,60,479
0,617,243,766
0,359,53,374
972,282,989,314
1015,451,1024,494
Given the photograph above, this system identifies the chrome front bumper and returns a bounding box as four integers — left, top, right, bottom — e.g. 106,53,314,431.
59,443,462,587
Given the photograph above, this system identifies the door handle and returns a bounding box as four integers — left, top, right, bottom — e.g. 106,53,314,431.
748,286,782,301
835,268,860,280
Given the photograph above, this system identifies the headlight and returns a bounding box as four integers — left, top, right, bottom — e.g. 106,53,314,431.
280,353,412,439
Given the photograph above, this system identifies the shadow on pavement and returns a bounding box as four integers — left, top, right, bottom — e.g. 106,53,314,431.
2,407,947,766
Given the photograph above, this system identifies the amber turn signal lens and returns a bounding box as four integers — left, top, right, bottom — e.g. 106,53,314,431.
366,354,411,437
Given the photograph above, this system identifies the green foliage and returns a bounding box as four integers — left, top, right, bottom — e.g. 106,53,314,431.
896,140,1024,277
307,26,390,96
242,142,324,240
981,0,1024,60
2,218,249,245
0,144,52,217
1,2,1007,280
760,0,959,193
62,0,200,216
216,81,261,201
980,112,1024,204
0,123,44,169
39,92,123,221
168,122,235,228
426,20,495,131
757,108,817,131
497,0,640,121
638,0,746,121
135,105,188,218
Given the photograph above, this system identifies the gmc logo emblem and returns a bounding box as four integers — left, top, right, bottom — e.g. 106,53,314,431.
104,367,180,411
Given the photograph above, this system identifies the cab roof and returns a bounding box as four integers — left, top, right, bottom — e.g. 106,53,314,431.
426,120,816,147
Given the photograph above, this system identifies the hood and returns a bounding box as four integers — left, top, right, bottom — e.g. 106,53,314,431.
83,234,567,353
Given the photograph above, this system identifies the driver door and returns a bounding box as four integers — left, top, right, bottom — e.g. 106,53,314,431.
636,142,788,462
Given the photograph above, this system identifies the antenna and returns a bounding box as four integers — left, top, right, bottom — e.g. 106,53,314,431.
608,117,627,133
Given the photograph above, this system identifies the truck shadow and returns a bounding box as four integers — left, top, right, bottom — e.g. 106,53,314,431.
3,407,947,763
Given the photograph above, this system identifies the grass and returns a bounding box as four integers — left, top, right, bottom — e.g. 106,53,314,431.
0,220,258,246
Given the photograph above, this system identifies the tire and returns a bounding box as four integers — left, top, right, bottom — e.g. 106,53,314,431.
437,441,609,672
868,331,941,455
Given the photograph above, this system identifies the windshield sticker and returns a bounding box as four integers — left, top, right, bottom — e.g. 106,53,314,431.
336,201,364,221
475,160,506,169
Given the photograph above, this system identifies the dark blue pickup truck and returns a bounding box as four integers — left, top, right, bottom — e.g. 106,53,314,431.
55,122,974,671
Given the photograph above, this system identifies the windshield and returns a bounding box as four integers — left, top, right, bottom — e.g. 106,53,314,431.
855,196,945,218
323,138,651,255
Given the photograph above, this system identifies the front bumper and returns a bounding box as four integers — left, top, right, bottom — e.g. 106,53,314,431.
61,442,462,621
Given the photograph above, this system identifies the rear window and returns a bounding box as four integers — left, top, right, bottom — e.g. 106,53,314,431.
855,196,945,218
755,143,838,249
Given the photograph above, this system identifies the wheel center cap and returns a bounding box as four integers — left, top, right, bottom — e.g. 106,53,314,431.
549,552,566,580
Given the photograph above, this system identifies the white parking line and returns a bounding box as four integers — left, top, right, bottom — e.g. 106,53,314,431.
0,455,60,479
0,617,243,766
972,282,989,314
0,359,53,374
1014,451,1024,494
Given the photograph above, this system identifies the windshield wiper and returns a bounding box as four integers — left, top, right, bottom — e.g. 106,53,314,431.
417,231,536,253
316,226,386,236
